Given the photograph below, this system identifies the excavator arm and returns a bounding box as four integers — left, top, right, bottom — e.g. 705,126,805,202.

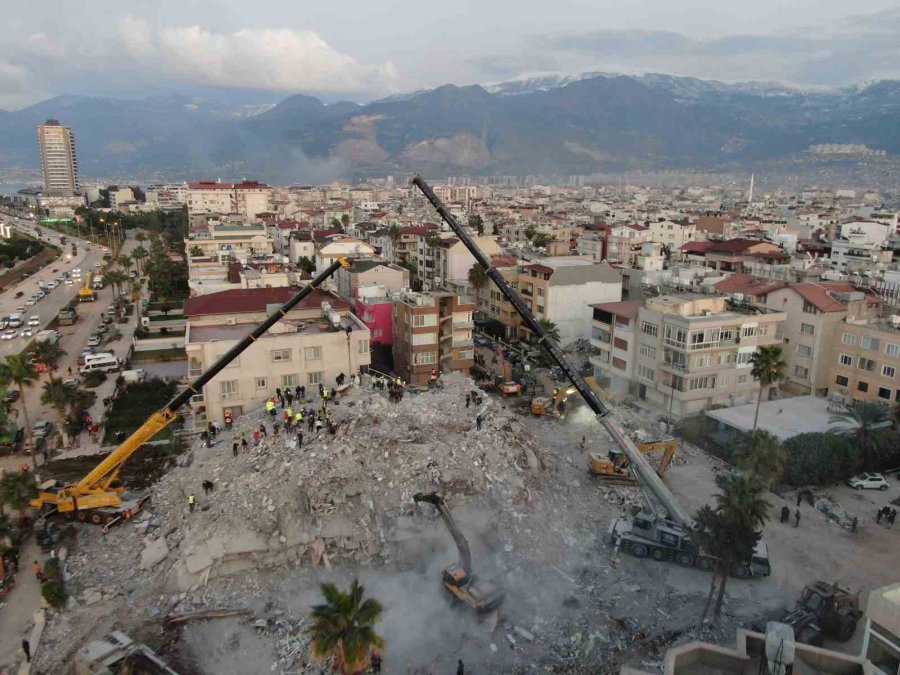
411,175,690,525
33,257,352,514
414,492,473,573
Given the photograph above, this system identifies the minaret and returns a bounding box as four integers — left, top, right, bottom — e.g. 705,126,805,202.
748,173,755,204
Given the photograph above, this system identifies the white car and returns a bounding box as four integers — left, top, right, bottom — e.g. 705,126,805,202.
87,335,102,347
1,330,17,340
65,279,74,286
72,267,82,274
27,316,40,326
847,473,889,491
95,262,103,268
21,328,33,338
25,297,37,306
47,281,59,289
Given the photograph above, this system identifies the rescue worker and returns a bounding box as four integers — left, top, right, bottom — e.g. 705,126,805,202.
315,414,324,434
188,494,196,513
295,410,304,427
265,398,276,418
224,410,233,430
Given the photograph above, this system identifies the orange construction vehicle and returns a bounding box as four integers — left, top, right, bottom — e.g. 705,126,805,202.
589,439,678,483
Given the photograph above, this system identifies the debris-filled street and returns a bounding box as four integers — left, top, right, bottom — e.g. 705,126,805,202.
31,374,900,673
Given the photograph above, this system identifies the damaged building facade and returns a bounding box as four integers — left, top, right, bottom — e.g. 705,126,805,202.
184,287,371,426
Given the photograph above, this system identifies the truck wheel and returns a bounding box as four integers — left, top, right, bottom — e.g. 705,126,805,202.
879,485,888,491
630,543,648,558
76,511,86,522
838,616,857,642
732,564,749,578
677,553,695,567
90,513,102,525
698,557,714,571
651,548,666,561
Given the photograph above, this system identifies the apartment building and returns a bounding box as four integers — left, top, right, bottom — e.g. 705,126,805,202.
576,223,608,260
354,285,393,347
37,119,79,196
590,294,786,417
145,183,188,208
606,224,651,266
315,237,376,273
474,255,522,340
187,181,272,221
418,235,501,291
335,259,408,302
185,222,272,264
517,258,621,345
648,219,697,251
392,291,474,386
383,225,436,266
830,220,894,272
828,317,900,405
705,239,783,272
764,282,880,396
184,288,370,426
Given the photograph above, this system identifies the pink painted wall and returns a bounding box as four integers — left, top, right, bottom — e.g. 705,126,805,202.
354,297,393,346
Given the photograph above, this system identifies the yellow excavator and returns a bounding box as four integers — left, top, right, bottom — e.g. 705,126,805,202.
31,257,351,527
532,377,606,417
589,439,678,483
413,493,505,614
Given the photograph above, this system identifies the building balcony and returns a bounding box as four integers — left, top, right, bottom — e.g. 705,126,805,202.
660,361,688,374
590,337,611,350
453,319,474,329
452,338,474,348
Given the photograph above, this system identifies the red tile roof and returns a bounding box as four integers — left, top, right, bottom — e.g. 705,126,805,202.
185,288,347,317
590,300,640,320
491,254,519,268
708,239,777,254
787,281,881,313
523,263,554,274
400,225,436,235
681,241,711,253
187,180,269,190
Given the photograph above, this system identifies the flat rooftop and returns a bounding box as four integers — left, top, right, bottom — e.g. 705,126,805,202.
189,318,364,344
705,395,833,441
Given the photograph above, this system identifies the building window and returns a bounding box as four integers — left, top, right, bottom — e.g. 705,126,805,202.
537,288,544,297
857,380,869,393
664,325,687,348
219,380,238,399
636,364,654,381
592,327,611,343
305,346,322,360
373,329,382,339
458,349,474,360
612,357,626,370
640,321,658,337
613,337,628,350
282,373,299,388
883,365,896,378
255,377,267,389
689,376,716,390
796,344,812,357
741,325,757,338
736,351,754,365
878,387,892,400
358,339,369,354
800,323,814,335
861,335,881,351
271,349,292,362
412,314,437,327
188,358,203,377
858,357,876,372
886,343,900,357
842,333,856,346
794,365,809,379
836,375,849,386
639,344,657,359
839,354,853,366
411,332,437,345
802,301,817,314
307,371,324,385
414,351,437,365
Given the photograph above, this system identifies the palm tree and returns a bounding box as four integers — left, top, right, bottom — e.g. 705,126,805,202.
118,253,133,274
30,340,66,373
424,230,442,250
131,279,145,325
467,263,490,314
41,377,78,446
0,471,38,521
135,230,147,245
131,245,148,275
830,401,898,471
0,355,38,468
738,430,786,487
749,346,786,431
105,270,128,300
538,318,561,345
307,580,384,674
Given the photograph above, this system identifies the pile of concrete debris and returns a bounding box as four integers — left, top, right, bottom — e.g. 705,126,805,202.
55,371,546,602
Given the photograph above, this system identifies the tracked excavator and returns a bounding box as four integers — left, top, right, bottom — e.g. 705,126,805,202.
413,492,505,613
31,258,352,527
411,176,770,578
589,439,678,484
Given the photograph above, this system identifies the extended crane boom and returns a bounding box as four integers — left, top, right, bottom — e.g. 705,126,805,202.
411,175,690,525
33,257,351,516
414,492,472,572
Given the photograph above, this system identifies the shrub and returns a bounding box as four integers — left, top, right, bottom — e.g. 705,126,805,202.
41,556,67,608
781,432,855,486
83,371,107,388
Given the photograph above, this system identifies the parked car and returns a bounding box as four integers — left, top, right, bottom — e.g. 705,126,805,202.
27,316,40,326
847,473,889,490
31,420,52,438
21,328,33,338
14,291,24,298
25,297,37,306
63,378,80,387
1,330,17,340
87,335,102,347
47,280,59,289
65,279,74,286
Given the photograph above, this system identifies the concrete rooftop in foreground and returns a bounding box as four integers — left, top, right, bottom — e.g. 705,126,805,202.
705,394,834,441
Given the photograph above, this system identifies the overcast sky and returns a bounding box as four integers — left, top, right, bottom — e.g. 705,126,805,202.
1,0,899,109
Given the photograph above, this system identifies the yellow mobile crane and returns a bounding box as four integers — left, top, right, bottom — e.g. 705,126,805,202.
32,258,351,526
412,176,770,578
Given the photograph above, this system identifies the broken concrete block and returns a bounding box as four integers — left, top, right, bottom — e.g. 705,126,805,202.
140,537,170,570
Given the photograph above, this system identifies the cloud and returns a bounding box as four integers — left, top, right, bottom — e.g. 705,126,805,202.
116,18,398,95
0,59,46,110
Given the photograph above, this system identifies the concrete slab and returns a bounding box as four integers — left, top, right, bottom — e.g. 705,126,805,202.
704,394,834,441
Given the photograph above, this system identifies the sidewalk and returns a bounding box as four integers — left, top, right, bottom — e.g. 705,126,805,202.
0,538,43,672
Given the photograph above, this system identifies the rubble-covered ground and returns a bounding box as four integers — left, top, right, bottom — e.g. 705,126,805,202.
33,375,900,674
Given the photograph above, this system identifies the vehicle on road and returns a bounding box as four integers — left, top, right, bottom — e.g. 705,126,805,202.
80,353,120,374
28,316,40,326
21,328,34,338
72,267,82,274
1,330,17,340
87,334,102,347
65,279,74,285
47,280,59,289
3,390,20,403
847,473,889,490
32,420,52,438
25,297,37,306
7,314,22,328
15,306,26,315
95,262,102,268
121,369,146,384
63,378,80,387
14,291,23,298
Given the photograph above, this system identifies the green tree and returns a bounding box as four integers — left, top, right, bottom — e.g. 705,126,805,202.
468,214,484,236
538,318,561,345
30,340,66,372
749,346,786,431
467,263,490,293
118,253,133,274
297,256,316,274
330,217,342,229
781,432,854,485
307,580,384,674
131,245,148,275
738,430,786,487
189,245,204,257
694,472,770,623
135,230,147,244
424,230,442,249
388,224,401,245
341,214,351,229
105,269,128,301
0,471,38,520
523,224,537,241
0,356,38,468
41,377,78,445
532,232,553,249
829,401,899,471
